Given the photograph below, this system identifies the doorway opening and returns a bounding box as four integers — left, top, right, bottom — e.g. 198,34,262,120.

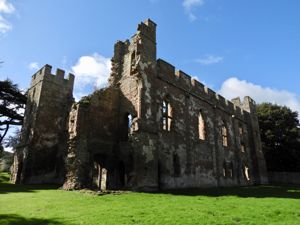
92,162,107,191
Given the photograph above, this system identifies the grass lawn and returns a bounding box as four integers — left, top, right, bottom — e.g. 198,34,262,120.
0,173,299,225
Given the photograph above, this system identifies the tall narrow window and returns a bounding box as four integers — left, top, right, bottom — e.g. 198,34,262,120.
221,122,228,147
223,161,233,178
123,113,133,141
162,100,172,131
228,162,233,178
32,87,36,99
243,165,250,181
239,127,243,135
223,161,226,177
128,114,133,129
239,126,245,152
198,111,206,140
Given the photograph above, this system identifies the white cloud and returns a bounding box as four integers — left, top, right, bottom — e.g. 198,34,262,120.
73,92,89,102
71,53,111,97
219,77,300,114
28,62,39,70
183,0,205,21
0,0,14,14
0,14,11,33
192,76,199,81
0,0,15,34
196,55,223,65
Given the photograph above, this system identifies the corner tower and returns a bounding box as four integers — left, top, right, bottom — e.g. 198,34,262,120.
232,96,268,184
11,65,74,184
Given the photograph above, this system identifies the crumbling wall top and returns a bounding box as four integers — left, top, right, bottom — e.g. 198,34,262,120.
137,18,156,43
232,96,257,113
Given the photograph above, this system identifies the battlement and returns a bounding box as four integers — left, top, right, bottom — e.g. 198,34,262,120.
137,18,156,43
231,96,257,114
30,64,75,91
157,58,249,120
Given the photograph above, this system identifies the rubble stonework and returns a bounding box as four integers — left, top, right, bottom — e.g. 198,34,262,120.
11,19,268,190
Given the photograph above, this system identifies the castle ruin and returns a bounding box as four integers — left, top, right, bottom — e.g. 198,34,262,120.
11,19,268,191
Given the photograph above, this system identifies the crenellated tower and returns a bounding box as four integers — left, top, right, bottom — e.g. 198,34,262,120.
109,19,157,86
11,65,74,184
232,96,268,184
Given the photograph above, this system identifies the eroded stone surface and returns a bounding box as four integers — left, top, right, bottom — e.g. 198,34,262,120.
11,19,268,191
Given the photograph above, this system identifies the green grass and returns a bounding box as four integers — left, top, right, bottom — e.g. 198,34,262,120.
0,173,299,225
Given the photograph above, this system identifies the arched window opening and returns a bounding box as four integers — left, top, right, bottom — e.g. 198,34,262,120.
221,122,228,147
131,50,136,61
198,111,206,140
228,163,233,178
173,153,180,177
241,143,245,153
130,51,137,75
223,161,233,178
239,126,243,136
162,100,172,131
128,114,133,128
122,113,134,141
32,87,36,99
243,165,250,181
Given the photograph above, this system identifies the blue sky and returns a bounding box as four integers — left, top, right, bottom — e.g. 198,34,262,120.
1,0,300,114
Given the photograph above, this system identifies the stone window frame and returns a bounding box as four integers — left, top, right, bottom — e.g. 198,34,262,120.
239,125,246,153
242,164,250,181
162,97,173,131
124,112,136,141
221,121,228,147
223,160,233,179
198,110,206,141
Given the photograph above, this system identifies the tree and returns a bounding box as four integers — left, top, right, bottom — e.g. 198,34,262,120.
0,79,27,145
0,145,3,158
5,129,21,149
257,103,300,172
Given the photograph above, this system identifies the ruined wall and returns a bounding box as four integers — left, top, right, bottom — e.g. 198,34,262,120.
63,87,120,190
12,65,74,184
153,60,259,188
13,19,267,190
94,18,266,190
105,19,266,190
108,19,159,191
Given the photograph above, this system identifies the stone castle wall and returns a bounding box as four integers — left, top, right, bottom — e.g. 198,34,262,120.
154,60,257,188
11,65,74,184
12,19,268,190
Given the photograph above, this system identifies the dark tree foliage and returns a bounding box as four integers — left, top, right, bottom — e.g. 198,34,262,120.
0,145,3,158
257,103,300,172
0,79,27,144
5,129,21,149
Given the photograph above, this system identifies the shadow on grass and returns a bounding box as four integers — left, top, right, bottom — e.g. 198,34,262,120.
1,173,300,199
0,183,60,194
0,173,60,194
0,214,62,225
0,173,10,183
156,185,300,199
